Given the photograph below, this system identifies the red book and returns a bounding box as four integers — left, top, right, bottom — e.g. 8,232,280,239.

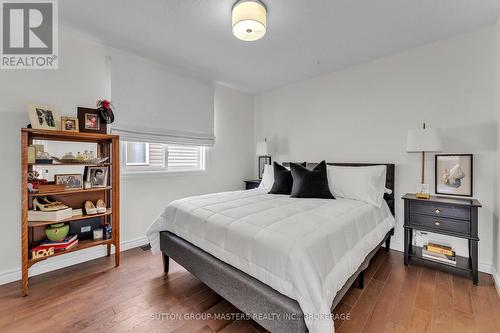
33,239,78,251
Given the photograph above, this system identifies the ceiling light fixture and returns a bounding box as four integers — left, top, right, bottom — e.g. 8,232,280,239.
232,0,267,41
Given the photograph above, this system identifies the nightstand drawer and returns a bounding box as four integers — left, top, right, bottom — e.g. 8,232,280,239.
410,201,470,220
409,214,470,234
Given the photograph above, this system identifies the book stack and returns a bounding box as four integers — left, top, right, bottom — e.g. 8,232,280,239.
28,207,73,222
422,243,456,265
32,235,78,253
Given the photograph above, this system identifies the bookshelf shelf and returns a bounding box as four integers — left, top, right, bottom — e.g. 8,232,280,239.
21,128,120,296
29,186,112,197
28,209,113,227
30,163,112,167
408,245,472,272
29,238,115,265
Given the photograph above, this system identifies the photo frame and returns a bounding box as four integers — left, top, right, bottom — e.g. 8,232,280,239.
77,107,107,134
60,117,79,132
84,166,109,188
55,173,83,189
28,104,60,131
435,154,473,197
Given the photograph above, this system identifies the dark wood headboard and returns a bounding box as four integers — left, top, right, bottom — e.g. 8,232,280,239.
283,162,395,216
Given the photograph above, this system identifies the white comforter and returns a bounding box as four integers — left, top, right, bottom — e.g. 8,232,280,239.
146,189,395,333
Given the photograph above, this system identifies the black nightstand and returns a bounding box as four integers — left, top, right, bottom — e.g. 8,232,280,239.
244,179,261,190
402,193,481,284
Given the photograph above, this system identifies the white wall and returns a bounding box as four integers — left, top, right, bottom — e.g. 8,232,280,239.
255,26,498,273
0,29,254,283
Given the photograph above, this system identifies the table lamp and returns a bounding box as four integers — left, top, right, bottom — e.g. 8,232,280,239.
256,139,272,179
406,123,442,199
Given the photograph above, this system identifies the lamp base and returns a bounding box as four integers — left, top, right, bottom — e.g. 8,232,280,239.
415,192,431,199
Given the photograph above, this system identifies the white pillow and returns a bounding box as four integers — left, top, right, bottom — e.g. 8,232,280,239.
327,165,387,207
258,164,274,190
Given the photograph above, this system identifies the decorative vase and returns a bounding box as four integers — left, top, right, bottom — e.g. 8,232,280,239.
45,223,69,241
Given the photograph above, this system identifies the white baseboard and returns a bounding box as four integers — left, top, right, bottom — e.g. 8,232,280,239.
0,236,149,286
492,267,500,297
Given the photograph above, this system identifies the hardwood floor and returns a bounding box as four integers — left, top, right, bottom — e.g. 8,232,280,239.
0,247,498,333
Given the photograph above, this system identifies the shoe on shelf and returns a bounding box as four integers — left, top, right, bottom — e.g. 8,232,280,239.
84,201,97,215
41,196,68,210
33,197,64,211
96,199,107,214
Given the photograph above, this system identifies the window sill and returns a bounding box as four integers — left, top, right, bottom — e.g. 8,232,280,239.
121,170,208,180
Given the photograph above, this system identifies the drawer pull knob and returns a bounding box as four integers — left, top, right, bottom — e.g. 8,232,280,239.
434,221,440,226
435,209,440,214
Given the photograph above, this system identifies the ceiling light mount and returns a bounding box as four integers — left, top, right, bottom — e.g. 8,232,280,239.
232,0,267,41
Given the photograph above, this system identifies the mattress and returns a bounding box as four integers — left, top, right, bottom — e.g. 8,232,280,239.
146,189,395,333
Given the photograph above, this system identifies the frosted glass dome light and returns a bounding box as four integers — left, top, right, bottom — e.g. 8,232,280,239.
232,0,267,41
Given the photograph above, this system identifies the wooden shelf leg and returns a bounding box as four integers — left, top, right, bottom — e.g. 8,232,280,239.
21,130,29,296
106,244,111,257
114,242,120,267
22,265,28,296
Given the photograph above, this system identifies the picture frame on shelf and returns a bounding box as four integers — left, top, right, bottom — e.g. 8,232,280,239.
435,154,473,197
77,107,107,134
55,173,83,189
28,104,60,131
84,166,109,188
60,117,79,132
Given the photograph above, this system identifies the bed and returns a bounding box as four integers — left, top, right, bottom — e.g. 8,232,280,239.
147,163,395,333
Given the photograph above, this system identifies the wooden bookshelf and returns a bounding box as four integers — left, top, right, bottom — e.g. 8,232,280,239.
21,128,120,296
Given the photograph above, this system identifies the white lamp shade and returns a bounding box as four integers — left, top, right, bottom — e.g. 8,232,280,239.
256,141,272,156
232,0,267,41
406,128,443,152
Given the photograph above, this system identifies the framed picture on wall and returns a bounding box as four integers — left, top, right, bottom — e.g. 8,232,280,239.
435,154,473,197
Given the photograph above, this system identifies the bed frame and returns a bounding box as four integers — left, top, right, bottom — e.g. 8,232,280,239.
160,163,395,332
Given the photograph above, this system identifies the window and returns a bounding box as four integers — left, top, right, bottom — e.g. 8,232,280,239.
122,141,206,174
125,142,149,165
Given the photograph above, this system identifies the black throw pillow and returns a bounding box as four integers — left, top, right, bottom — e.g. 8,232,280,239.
290,161,335,199
268,162,306,195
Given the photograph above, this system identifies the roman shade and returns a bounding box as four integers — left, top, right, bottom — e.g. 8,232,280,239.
110,52,215,146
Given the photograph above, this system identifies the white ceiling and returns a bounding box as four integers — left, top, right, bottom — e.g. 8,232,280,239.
60,0,500,94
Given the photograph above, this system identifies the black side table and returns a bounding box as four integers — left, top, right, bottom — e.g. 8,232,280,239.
244,179,261,190
402,193,481,284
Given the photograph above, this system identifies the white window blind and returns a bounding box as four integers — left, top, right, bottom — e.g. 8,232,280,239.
122,141,205,174
110,52,215,146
